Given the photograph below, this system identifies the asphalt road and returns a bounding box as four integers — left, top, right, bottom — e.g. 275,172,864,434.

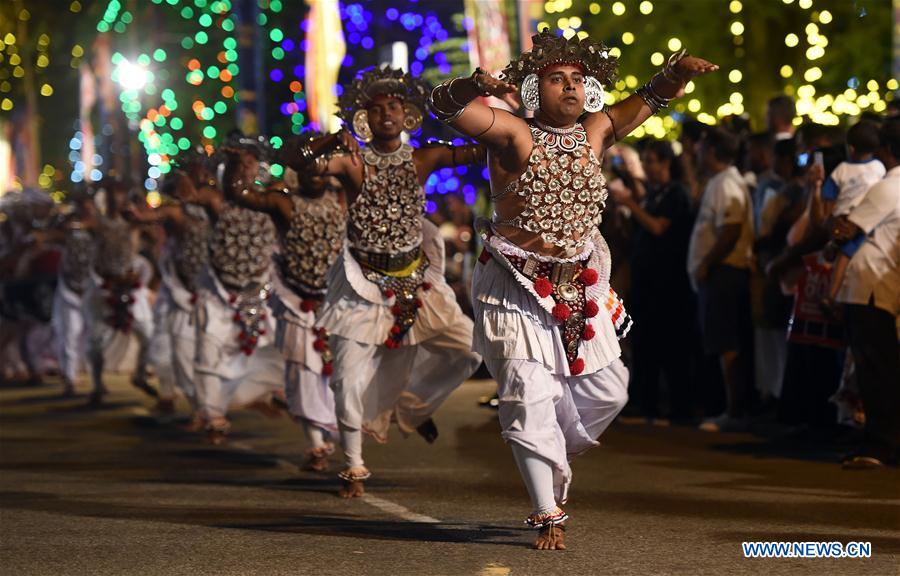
1,374,898,576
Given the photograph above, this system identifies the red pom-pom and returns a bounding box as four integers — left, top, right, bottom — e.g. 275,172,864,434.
238,331,247,341
585,300,599,318
578,268,598,286
384,288,396,299
313,339,326,352
233,312,242,322
582,324,595,341
300,300,316,313
384,338,396,348
390,325,402,335
422,282,433,291
534,277,554,298
391,305,403,316
229,294,237,304
414,298,423,309
258,328,267,336
322,363,333,376
552,303,571,323
569,358,585,375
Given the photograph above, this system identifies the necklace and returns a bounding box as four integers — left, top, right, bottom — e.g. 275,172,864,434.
362,143,414,170
534,119,578,135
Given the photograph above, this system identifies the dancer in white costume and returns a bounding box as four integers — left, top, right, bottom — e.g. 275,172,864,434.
188,137,284,445
50,193,96,395
281,65,484,497
431,30,718,549
84,179,157,406
126,151,212,420
232,137,346,471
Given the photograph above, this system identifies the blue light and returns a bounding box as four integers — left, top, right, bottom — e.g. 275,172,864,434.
343,55,354,66
282,39,295,51
481,167,490,180
70,138,82,150
847,77,860,89
438,63,451,74
410,61,423,76
463,184,476,194
452,138,464,146
445,177,459,191
464,190,477,205
333,84,344,96
456,166,468,175
439,168,453,177
436,30,448,41
426,174,439,186
293,64,305,77
348,32,360,44
145,178,157,190
71,172,84,183
425,201,437,213
386,8,399,20
90,169,103,181
415,48,429,60
270,69,284,82
148,166,161,178
361,36,374,49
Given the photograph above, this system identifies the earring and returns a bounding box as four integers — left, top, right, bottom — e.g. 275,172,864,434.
352,109,373,143
583,76,605,113
520,73,540,112
402,104,423,132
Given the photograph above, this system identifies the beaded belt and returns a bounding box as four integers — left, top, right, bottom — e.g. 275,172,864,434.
351,246,422,274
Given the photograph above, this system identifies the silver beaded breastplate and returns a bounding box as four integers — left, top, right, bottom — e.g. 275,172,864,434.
61,226,93,292
278,192,346,295
209,202,276,288
348,143,423,254
173,204,210,292
493,122,607,255
94,216,134,278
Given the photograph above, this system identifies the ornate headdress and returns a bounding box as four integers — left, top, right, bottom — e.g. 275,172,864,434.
501,29,619,113
214,133,275,191
337,64,429,142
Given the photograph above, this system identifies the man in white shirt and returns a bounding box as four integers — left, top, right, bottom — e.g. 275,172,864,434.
833,117,900,469
687,128,754,432
766,96,796,142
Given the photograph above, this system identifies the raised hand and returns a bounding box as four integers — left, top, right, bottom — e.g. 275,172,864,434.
475,71,517,99
672,55,719,82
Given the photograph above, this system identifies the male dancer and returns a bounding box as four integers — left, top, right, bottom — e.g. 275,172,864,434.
85,179,156,405
281,65,483,497
51,193,96,395
187,137,284,444
232,135,346,471
126,150,212,420
430,30,717,549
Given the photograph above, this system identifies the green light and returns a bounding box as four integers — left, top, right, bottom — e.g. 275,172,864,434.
162,89,174,101
166,100,178,111
195,31,208,45
226,63,239,75
199,14,212,27
137,54,151,66
159,163,172,174
178,137,191,149
194,0,207,7
113,22,126,33
202,126,217,139
225,50,238,62
97,21,109,32
257,13,267,25
207,66,220,79
213,101,227,114
154,116,166,127
111,52,124,65
270,0,283,11
291,112,304,124
271,47,284,60
180,6,193,19
121,11,133,23
270,164,284,178
269,28,284,42
181,37,194,49
291,124,302,135
270,136,283,149
153,49,167,62
223,38,237,50
222,18,234,32
170,117,183,130
201,108,214,120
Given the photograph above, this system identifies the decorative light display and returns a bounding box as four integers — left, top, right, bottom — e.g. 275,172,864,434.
549,0,894,137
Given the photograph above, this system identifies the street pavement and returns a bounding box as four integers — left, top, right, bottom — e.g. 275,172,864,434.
1,374,898,576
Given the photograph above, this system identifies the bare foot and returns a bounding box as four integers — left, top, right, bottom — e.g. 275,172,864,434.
303,448,330,472
416,418,438,444
533,523,567,550
338,467,370,498
182,414,205,433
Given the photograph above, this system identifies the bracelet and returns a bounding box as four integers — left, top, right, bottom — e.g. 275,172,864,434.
472,67,492,97
473,108,496,139
447,78,470,108
663,49,689,84
635,83,669,114
298,143,315,162
429,83,467,123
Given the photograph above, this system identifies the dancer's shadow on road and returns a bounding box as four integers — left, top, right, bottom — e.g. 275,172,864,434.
216,515,527,546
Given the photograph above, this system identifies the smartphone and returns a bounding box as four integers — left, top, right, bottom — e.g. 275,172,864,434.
796,152,810,167
813,151,824,167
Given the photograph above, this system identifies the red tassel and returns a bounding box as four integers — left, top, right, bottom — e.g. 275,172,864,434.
570,358,585,375
384,288,396,298
390,325,402,335
552,303,571,323
233,312,242,322
391,305,403,316
322,363,333,376
422,282,432,291
229,294,237,304
578,268,598,286
414,298,423,309
313,339,326,352
585,300,599,318
582,324,595,341
534,277,554,298
300,300,315,313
